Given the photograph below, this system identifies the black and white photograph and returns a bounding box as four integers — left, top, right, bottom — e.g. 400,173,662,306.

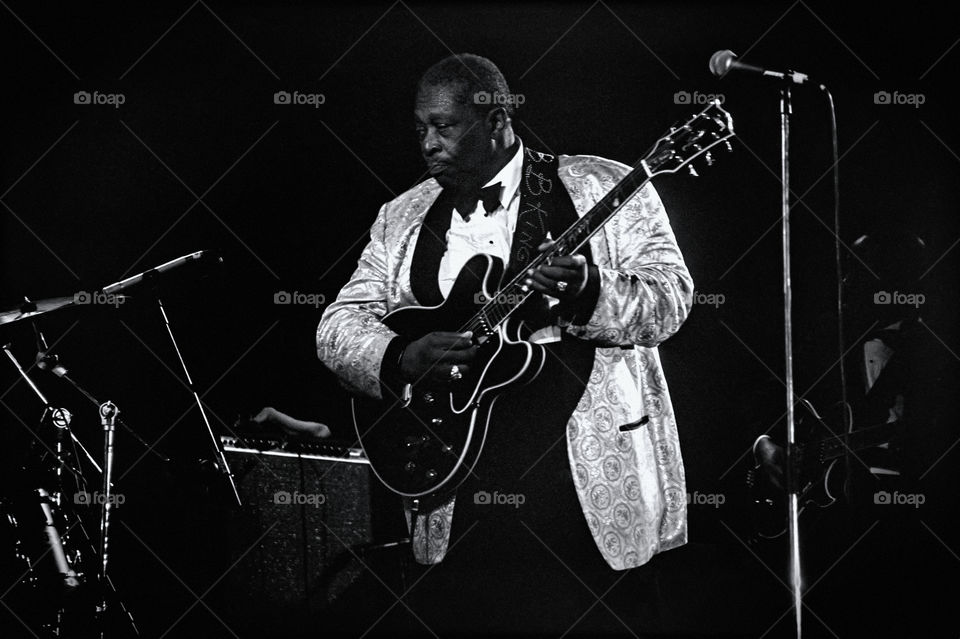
2,2,958,637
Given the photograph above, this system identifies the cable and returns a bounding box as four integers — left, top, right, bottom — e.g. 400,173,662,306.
820,85,852,501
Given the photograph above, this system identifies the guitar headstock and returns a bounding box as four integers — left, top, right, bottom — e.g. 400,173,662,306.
644,100,735,177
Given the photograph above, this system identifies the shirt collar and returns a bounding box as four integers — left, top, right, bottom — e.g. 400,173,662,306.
483,138,523,210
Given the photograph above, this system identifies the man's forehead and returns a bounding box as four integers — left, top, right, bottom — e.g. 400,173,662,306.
415,82,471,116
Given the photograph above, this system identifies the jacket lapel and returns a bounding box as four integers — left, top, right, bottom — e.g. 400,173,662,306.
409,188,454,307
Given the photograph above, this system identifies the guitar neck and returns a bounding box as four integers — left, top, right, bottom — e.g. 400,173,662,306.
817,420,901,461
541,162,653,264
456,99,734,338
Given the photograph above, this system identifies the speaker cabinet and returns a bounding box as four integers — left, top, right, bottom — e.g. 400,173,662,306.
219,441,405,634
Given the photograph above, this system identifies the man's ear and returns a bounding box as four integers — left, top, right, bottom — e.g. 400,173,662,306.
486,107,509,136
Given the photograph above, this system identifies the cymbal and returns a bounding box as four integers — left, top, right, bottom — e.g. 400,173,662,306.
0,297,75,327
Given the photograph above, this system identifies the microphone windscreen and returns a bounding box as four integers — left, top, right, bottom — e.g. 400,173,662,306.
709,50,736,77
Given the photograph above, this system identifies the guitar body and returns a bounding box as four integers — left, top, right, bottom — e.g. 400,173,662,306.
747,401,902,541
747,459,841,541
352,254,547,499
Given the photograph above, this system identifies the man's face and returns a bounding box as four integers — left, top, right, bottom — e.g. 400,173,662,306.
414,81,491,191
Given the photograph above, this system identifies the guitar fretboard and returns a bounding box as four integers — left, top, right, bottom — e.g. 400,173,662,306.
816,421,901,462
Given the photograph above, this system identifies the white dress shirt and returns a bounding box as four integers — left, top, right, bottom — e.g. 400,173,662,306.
864,321,904,475
437,141,524,298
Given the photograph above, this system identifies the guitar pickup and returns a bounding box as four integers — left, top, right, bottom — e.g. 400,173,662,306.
619,415,649,432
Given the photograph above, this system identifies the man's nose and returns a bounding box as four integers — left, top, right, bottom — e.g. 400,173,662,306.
422,130,441,156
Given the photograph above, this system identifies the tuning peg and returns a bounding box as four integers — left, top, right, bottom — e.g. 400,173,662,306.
724,140,734,153
688,165,699,177
705,152,714,166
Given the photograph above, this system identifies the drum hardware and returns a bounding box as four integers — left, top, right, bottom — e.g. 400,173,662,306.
2,342,140,637
98,250,241,505
94,400,117,634
0,295,77,327
2,249,228,636
33,321,168,466
37,487,81,591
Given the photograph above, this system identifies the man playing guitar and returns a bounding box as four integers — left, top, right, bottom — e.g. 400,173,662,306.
317,53,698,635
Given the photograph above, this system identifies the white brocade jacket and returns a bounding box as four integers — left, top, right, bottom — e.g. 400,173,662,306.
317,153,693,570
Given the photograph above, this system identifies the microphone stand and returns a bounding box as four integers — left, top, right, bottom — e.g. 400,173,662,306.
33,324,169,466
92,399,140,638
3,343,139,636
148,278,242,506
779,82,803,639
97,400,118,637
54,364,170,465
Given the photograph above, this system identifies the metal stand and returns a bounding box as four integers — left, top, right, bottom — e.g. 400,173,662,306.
3,345,94,474
3,343,139,636
97,400,118,635
153,293,242,506
779,83,803,639
35,322,168,467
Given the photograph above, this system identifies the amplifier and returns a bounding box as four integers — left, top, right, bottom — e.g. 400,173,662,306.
219,436,406,633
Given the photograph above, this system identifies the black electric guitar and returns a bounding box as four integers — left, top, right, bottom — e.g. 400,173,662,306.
747,400,903,540
353,100,735,499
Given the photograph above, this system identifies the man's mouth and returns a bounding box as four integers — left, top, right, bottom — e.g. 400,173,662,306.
428,163,448,176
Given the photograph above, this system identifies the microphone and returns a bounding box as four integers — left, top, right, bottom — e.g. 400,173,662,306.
709,49,811,85
37,488,81,591
101,250,222,296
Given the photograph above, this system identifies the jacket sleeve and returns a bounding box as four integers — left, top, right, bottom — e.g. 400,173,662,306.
564,181,694,348
316,203,398,399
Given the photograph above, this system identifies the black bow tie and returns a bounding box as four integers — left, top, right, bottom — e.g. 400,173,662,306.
453,182,502,219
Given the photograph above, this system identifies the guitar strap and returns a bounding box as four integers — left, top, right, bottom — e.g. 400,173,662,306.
505,147,594,281
409,145,592,306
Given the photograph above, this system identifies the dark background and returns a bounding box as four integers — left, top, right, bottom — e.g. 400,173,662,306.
2,1,958,637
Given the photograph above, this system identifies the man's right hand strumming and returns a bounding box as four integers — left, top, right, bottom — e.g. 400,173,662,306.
400,331,478,384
